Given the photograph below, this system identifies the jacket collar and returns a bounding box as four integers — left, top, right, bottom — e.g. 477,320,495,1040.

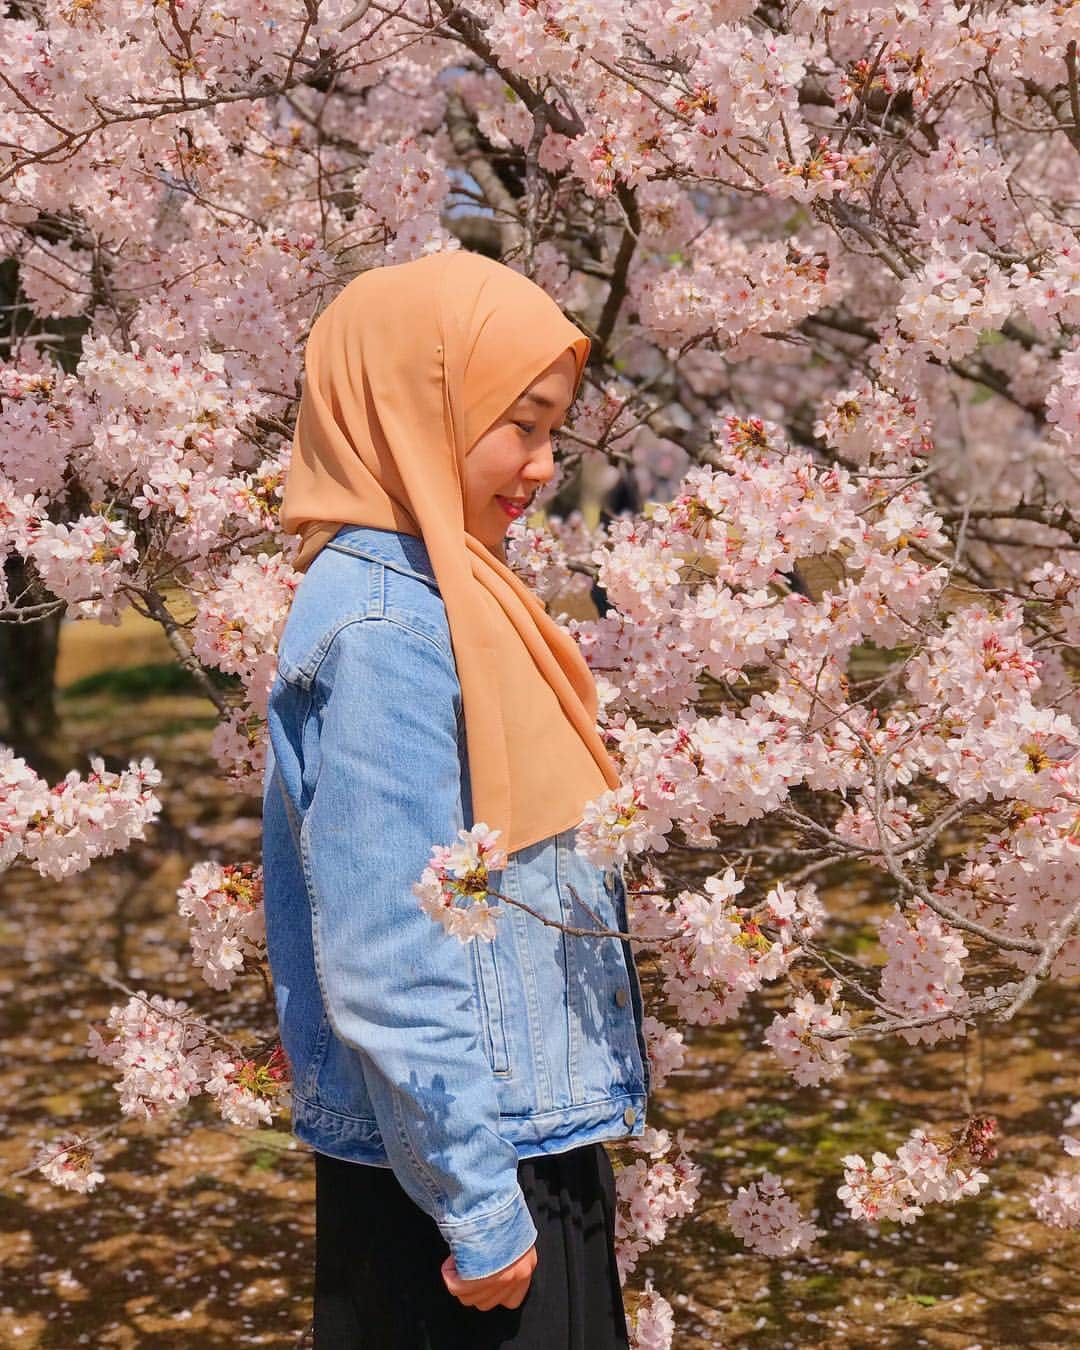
325,524,436,583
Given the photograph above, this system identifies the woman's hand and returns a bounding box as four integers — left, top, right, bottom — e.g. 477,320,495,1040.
440,1244,537,1311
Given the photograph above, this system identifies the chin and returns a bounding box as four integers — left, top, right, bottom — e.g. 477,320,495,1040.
467,525,502,553
468,511,507,550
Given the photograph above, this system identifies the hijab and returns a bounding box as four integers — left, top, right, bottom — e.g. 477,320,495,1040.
279,249,621,854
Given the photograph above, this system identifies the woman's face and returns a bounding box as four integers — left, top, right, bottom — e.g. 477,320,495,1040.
464,348,578,558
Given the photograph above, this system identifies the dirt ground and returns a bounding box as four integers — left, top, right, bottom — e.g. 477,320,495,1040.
1,650,1076,1348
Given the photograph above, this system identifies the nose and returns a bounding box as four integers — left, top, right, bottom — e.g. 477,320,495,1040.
524,441,556,485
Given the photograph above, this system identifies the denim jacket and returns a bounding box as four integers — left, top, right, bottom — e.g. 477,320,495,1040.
261,524,649,1280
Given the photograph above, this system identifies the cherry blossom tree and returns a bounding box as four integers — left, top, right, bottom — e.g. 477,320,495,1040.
3,2,1079,1342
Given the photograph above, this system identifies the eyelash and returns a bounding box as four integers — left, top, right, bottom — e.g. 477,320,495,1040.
515,423,562,438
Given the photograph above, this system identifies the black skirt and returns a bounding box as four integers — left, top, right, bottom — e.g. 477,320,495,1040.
313,1142,631,1350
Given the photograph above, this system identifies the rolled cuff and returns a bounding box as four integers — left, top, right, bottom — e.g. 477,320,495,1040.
438,1184,537,1281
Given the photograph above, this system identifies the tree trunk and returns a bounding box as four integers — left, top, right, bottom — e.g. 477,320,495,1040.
0,553,63,777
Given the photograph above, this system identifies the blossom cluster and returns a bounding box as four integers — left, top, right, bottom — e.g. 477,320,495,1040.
614,1126,702,1282
348,134,458,262
763,985,851,1087
87,992,221,1121
22,512,139,623
191,551,300,716
176,860,266,991
1029,1102,1080,1231
86,992,287,1129
640,1015,686,1093
1030,1173,1080,1230
623,864,825,1030
413,822,508,942
205,1045,290,1129
1,748,162,880
728,1173,822,1257
32,1133,105,1195
838,1120,996,1224
627,1281,677,1350
878,904,969,1046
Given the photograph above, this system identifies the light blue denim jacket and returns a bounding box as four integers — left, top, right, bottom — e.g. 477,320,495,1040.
261,524,649,1280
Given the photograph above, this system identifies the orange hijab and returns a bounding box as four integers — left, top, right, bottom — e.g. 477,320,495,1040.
279,250,621,854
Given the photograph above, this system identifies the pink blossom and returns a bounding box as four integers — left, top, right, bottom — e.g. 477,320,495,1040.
641,1015,685,1092
729,1173,821,1256
878,904,969,1046
12,755,161,881
764,988,851,1086
629,1280,676,1350
615,1128,702,1280
87,993,215,1121
177,860,266,991
1030,1172,1080,1230
33,1133,105,1194
204,1050,286,1128
191,551,299,714
838,1125,992,1224
415,823,508,943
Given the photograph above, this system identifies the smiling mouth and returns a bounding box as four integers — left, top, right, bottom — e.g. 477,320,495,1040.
496,495,531,518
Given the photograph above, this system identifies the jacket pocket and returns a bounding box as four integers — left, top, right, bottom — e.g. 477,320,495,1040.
613,869,651,1095
471,938,511,1077
302,1008,334,1101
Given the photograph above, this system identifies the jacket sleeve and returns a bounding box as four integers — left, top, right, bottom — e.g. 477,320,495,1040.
300,615,536,1280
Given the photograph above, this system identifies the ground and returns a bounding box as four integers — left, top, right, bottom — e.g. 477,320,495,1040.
0,615,1075,1348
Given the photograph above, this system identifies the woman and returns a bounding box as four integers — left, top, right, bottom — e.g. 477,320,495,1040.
262,250,649,1349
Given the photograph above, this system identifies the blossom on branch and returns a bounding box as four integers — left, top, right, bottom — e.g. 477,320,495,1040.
2,751,162,881
764,986,851,1086
176,860,266,991
32,1133,105,1195
414,823,508,943
838,1120,995,1224
728,1173,822,1257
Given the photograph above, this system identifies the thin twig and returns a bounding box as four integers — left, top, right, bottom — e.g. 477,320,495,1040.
999,894,1080,1021
134,586,230,715
486,882,638,941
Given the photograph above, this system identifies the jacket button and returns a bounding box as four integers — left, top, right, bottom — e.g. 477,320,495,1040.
623,1106,636,1127
615,987,629,1008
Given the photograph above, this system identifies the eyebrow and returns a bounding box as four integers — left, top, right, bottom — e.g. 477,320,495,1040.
518,391,570,426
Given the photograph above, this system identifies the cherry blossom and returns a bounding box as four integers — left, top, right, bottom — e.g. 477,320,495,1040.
205,1045,290,1129
615,1126,701,1282
628,1281,676,1350
838,1121,995,1224
640,1015,686,1093
32,1133,105,1195
1029,1103,1080,1230
86,989,288,1128
86,993,218,1122
0,748,50,871
728,1173,822,1257
191,551,300,714
878,905,969,1046
1029,1173,1080,1231
413,823,508,943
764,987,851,1086
9,755,162,881
176,860,266,991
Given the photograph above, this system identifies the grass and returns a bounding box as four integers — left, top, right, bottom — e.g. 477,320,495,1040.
63,662,211,700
